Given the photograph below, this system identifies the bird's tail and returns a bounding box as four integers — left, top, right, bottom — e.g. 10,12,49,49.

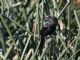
39,35,45,53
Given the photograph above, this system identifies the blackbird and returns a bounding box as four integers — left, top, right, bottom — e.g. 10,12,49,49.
39,15,58,52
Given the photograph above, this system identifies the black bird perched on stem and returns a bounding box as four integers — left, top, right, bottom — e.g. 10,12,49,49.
39,15,58,52
39,0,70,52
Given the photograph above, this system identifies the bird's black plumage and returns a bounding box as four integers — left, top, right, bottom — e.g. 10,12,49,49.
39,16,58,52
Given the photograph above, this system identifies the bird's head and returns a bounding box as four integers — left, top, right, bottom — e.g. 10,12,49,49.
43,15,58,27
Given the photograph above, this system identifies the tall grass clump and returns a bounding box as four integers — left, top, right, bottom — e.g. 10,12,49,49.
0,0,80,60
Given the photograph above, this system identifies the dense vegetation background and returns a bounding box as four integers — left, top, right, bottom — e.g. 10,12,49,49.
0,0,80,60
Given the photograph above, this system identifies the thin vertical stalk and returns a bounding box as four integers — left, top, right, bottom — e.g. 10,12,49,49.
52,0,59,16
49,42,51,60
74,10,80,29
36,0,40,35
72,10,80,60
67,5,70,30
1,0,4,14
41,0,44,28
0,24,6,54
